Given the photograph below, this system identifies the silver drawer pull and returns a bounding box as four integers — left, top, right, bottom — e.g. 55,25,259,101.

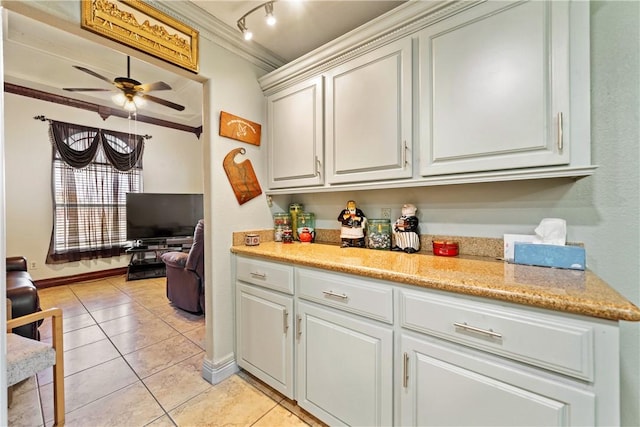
283,309,289,332
322,290,348,300
403,352,409,388
557,112,564,151
250,271,267,279
454,322,502,339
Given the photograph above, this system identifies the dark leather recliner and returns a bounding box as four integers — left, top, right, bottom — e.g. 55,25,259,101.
6,256,42,339
160,220,205,314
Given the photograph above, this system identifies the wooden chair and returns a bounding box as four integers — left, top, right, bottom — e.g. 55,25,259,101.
6,302,65,426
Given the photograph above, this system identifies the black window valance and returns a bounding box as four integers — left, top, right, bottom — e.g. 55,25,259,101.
49,120,145,171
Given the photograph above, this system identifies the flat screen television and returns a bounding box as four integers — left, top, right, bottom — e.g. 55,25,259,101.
126,193,203,242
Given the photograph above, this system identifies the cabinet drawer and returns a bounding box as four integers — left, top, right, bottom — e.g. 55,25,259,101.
236,256,294,295
399,289,594,380
296,267,393,324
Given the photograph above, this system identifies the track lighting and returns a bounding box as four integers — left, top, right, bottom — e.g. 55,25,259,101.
237,1,277,41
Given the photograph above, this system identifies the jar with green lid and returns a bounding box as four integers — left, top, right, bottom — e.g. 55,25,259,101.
297,212,316,243
367,219,391,250
289,203,304,240
273,212,291,242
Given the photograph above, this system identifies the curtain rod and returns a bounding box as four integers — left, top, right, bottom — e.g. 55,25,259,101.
34,115,152,139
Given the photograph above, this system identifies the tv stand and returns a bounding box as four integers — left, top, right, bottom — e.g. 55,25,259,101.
126,238,192,281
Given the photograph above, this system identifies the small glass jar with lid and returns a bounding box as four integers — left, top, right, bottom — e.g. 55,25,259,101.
367,219,391,250
289,203,304,240
273,212,291,242
297,212,316,243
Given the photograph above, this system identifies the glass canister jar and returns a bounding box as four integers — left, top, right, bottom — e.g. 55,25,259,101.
367,219,391,250
289,203,304,240
273,212,291,242
297,212,316,243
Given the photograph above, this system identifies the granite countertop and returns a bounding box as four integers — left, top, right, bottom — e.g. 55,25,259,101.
231,241,640,322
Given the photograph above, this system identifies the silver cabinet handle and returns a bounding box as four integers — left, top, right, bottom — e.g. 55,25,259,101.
453,322,502,339
403,352,409,388
283,309,289,332
250,272,266,279
557,112,564,151
296,315,302,337
402,141,408,166
322,290,348,300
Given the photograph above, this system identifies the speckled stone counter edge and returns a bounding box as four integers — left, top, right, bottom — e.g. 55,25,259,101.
231,231,640,322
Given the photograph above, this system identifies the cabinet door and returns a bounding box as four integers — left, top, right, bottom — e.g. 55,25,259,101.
236,283,294,398
296,301,393,426
399,334,595,427
419,1,571,176
267,76,324,189
326,37,413,184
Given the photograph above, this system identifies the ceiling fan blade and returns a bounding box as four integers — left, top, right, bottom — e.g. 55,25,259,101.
136,81,172,92
141,94,185,111
63,88,112,92
72,66,114,85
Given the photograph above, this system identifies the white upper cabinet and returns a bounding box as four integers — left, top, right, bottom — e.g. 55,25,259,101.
419,1,580,176
267,76,324,189
259,1,592,194
325,37,413,184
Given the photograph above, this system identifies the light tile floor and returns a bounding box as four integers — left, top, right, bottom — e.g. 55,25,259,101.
8,275,325,427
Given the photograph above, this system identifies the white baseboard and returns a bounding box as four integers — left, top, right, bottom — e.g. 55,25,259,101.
201,356,238,385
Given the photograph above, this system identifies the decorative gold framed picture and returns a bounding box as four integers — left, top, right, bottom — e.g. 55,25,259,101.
81,0,199,72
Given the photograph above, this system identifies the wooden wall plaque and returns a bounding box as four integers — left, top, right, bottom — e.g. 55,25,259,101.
219,111,262,146
223,148,262,205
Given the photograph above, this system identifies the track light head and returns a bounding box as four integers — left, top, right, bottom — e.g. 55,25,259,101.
265,2,276,26
237,18,253,40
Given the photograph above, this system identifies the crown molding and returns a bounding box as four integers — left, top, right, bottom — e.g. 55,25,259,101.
258,1,480,94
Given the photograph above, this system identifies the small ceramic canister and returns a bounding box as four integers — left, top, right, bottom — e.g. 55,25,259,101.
245,233,260,246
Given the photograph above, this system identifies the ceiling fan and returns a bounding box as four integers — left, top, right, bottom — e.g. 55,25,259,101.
63,56,185,112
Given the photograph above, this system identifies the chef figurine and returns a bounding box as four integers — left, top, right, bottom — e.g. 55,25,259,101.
392,203,420,253
338,200,367,248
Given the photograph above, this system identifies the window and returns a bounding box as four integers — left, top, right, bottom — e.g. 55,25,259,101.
47,121,145,264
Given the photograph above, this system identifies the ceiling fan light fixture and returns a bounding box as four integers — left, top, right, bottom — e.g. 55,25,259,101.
65,55,186,112
133,94,146,108
123,99,137,112
112,92,127,107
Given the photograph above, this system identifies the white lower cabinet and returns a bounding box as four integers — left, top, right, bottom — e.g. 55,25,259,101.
295,267,394,426
236,283,294,398
399,333,595,426
397,288,617,427
235,257,295,399
234,256,620,426
295,301,393,426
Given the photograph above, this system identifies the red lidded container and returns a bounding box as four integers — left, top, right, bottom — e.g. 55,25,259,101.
432,240,459,257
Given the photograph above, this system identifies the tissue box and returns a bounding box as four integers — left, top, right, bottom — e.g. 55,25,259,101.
503,234,537,262
513,243,585,270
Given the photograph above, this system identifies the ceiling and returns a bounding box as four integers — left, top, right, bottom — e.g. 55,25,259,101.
2,1,406,128
191,1,406,63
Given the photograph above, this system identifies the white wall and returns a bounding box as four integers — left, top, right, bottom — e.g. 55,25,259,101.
272,2,640,424
198,37,273,377
4,94,204,280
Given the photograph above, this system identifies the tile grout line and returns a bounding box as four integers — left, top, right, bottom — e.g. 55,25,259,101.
40,278,195,424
